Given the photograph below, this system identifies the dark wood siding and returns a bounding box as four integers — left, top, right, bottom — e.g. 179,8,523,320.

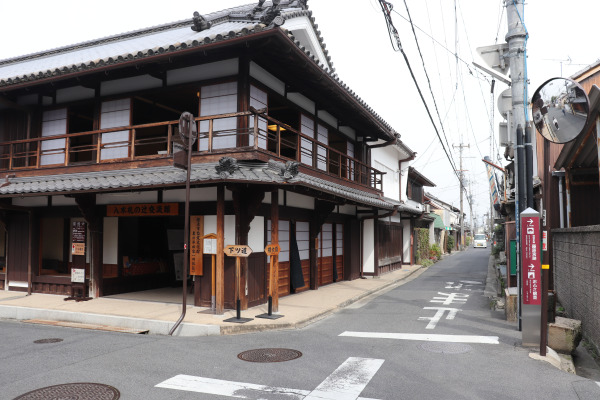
377,222,403,274
7,213,30,284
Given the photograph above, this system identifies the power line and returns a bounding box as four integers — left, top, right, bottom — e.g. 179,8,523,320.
401,0,454,171
377,0,460,181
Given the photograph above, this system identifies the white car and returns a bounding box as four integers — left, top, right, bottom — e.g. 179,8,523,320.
473,234,487,248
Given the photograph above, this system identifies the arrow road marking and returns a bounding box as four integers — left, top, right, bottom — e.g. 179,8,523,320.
156,357,383,400
340,331,499,344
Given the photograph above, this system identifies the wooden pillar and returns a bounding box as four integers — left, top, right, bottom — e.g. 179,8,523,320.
271,189,279,312
237,55,250,147
309,217,319,290
216,185,225,314
91,218,104,298
232,186,265,310
27,211,33,295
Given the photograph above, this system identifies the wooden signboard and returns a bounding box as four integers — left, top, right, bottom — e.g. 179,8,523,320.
190,216,203,276
107,203,179,217
224,245,253,258
265,243,281,256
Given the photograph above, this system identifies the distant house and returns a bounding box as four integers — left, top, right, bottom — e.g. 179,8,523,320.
0,1,425,313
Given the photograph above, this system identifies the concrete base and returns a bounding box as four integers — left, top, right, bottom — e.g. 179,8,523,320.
505,288,518,322
530,346,576,374
549,317,582,354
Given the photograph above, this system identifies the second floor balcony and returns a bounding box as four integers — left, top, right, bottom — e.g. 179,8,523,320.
0,109,384,192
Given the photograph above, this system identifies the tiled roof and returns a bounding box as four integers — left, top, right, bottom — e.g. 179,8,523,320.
0,160,409,211
0,1,395,137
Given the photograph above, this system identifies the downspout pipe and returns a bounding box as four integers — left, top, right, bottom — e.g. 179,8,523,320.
552,171,565,228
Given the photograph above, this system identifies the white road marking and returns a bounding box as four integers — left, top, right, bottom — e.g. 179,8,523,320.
340,331,499,344
430,292,469,305
597,381,600,388
304,357,384,400
156,375,308,398
418,307,462,329
156,357,384,400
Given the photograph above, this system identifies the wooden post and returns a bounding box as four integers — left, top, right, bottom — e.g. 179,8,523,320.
216,185,225,314
271,189,279,312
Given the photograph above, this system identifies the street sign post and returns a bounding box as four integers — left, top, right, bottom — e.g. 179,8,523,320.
257,244,284,320
224,245,254,323
520,208,541,346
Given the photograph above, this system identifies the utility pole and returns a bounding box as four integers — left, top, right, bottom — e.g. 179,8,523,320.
506,0,528,332
453,143,469,250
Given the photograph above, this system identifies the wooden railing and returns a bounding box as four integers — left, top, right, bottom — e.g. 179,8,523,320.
0,109,384,191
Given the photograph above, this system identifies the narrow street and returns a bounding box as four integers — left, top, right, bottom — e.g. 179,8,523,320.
2,248,599,399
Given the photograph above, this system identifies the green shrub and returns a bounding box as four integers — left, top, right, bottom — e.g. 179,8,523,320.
421,259,434,268
446,235,455,253
415,228,430,263
430,243,442,260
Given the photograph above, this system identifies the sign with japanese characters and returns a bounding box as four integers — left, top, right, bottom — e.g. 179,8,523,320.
71,268,85,283
264,244,281,256
224,245,253,258
521,210,541,305
190,216,203,276
72,221,86,255
106,203,179,217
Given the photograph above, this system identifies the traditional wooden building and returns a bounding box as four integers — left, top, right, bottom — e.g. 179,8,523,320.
0,1,425,312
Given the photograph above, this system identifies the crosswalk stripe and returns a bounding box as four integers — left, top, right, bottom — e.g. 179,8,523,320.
304,357,384,400
340,331,499,344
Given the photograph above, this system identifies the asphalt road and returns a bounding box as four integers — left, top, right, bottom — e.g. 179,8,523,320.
2,247,599,399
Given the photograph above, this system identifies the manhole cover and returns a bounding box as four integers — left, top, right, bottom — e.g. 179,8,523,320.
14,383,120,399
33,338,63,344
419,342,472,354
238,348,302,363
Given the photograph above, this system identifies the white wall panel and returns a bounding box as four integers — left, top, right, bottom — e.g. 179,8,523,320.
204,215,236,246
97,191,158,205
163,187,217,202
101,75,162,96
362,219,375,273
56,86,95,103
286,192,314,210
51,195,77,206
250,62,285,95
167,58,238,86
12,197,48,207
248,216,264,254
287,92,315,114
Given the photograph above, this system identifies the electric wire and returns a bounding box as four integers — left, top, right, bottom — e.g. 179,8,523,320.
401,0,454,171
377,0,460,182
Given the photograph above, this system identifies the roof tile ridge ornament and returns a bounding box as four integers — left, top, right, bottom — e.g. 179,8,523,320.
191,12,212,32
215,157,239,178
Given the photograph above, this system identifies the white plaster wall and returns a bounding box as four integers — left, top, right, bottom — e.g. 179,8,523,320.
362,219,375,273
403,220,411,263
248,216,264,253
52,195,77,206
399,160,410,202
103,217,119,265
250,62,285,96
97,191,157,205
167,58,238,86
204,215,236,246
338,204,356,215
12,197,47,207
286,192,314,210
371,146,400,201
283,16,330,69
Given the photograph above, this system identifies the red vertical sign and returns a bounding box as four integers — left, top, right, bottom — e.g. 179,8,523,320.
521,214,541,305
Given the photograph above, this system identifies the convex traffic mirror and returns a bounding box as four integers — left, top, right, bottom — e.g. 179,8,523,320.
531,78,590,143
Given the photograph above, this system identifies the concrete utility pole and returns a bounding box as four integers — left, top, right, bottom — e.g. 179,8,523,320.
453,143,470,250
506,0,528,331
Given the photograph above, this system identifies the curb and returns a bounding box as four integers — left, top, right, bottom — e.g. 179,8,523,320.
222,265,426,335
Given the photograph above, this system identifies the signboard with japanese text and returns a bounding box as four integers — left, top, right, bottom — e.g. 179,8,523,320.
224,245,253,258
521,210,541,305
203,238,217,255
72,221,86,255
190,216,203,276
265,244,281,256
106,203,179,217
71,268,85,283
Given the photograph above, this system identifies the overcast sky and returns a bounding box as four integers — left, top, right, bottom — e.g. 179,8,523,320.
1,0,598,227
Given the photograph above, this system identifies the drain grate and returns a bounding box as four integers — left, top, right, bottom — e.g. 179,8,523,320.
33,338,63,344
419,342,472,354
14,383,120,399
238,348,302,363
